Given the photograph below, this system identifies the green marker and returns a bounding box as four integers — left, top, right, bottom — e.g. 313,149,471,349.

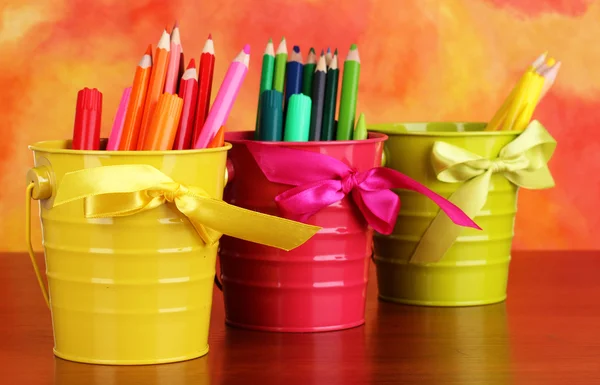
336,44,361,141
302,48,316,96
255,39,275,139
353,113,367,140
284,94,312,142
273,37,288,93
258,90,284,141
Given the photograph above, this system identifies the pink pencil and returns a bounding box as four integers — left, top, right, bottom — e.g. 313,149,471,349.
106,86,132,150
164,21,182,94
193,44,250,149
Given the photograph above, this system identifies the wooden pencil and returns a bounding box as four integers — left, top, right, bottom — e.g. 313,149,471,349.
302,48,316,96
138,29,171,149
118,46,153,150
193,34,215,146
336,44,361,140
285,45,303,103
255,39,275,138
173,59,198,150
164,21,182,94
273,37,287,93
309,53,327,141
321,49,339,141
325,47,332,67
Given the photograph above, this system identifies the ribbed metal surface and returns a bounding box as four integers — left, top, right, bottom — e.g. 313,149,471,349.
370,124,519,306
30,141,226,364
220,132,385,332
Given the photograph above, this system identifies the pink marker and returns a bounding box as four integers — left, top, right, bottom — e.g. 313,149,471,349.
106,86,132,150
193,44,250,149
164,21,183,94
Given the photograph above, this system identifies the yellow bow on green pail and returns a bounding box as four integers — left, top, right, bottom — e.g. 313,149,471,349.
53,164,321,251
409,120,557,264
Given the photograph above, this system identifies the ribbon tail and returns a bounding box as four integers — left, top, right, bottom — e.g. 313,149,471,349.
177,194,321,251
409,170,492,264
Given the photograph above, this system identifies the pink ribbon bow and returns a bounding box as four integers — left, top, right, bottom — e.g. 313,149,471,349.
244,142,480,235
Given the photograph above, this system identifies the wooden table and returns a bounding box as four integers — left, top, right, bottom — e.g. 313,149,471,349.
2,251,599,384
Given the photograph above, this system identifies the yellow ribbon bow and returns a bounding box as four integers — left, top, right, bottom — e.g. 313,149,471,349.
409,120,557,264
52,164,321,251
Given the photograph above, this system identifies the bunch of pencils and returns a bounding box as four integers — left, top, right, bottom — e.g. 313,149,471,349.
485,52,561,131
71,22,251,151
254,38,367,143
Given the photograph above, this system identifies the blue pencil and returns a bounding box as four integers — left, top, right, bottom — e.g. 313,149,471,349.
285,46,304,103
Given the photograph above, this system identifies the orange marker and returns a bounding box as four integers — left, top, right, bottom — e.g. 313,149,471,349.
118,45,153,150
207,126,225,148
138,29,171,149
140,93,183,150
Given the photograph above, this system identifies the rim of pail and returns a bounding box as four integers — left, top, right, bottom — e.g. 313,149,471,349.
28,139,232,155
368,122,522,137
225,131,388,145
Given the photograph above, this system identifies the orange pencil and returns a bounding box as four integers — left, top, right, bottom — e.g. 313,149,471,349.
118,45,153,150
207,126,225,148
137,29,171,149
139,93,184,150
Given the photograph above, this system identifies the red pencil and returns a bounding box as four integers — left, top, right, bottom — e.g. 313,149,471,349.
72,88,102,150
173,59,199,150
192,34,215,145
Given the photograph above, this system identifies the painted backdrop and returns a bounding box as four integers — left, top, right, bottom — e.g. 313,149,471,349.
2,0,598,251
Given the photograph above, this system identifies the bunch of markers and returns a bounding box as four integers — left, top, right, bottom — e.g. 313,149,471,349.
254,38,367,142
71,22,251,151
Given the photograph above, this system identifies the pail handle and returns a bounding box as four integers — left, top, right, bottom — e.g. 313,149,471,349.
25,182,51,308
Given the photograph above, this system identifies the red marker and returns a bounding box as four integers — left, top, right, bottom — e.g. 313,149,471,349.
72,88,102,150
173,59,199,150
193,34,215,145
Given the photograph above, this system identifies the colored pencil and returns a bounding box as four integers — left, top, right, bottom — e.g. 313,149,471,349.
118,46,153,150
172,59,198,150
273,37,287,93
106,87,132,151
353,112,367,140
325,47,332,67
255,38,275,138
193,34,215,146
139,93,184,150
194,44,250,149
285,46,303,103
321,49,339,141
336,44,361,140
164,22,182,94
72,88,102,150
309,53,327,141
258,90,284,141
138,29,171,149
302,48,316,96
284,93,311,142
207,126,225,148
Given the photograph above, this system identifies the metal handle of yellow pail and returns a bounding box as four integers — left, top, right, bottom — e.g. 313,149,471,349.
25,166,53,308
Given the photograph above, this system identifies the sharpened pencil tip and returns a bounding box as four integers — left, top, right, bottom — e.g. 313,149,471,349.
327,47,331,53
145,44,152,55
293,45,300,53
334,48,338,55
173,20,179,29
350,43,357,50
309,47,315,54
268,38,273,43
187,58,196,69
281,37,286,42
208,33,212,39
243,44,251,54
320,49,325,56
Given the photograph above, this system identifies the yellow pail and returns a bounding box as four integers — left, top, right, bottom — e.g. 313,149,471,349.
26,140,228,365
369,123,521,306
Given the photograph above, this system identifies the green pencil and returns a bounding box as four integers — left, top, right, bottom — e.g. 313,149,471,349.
336,44,361,141
273,37,288,93
255,39,275,139
321,49,339,141
353,113,367,140
302,48,316,96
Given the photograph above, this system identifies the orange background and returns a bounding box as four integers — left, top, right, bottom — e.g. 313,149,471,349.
2,0,598,251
